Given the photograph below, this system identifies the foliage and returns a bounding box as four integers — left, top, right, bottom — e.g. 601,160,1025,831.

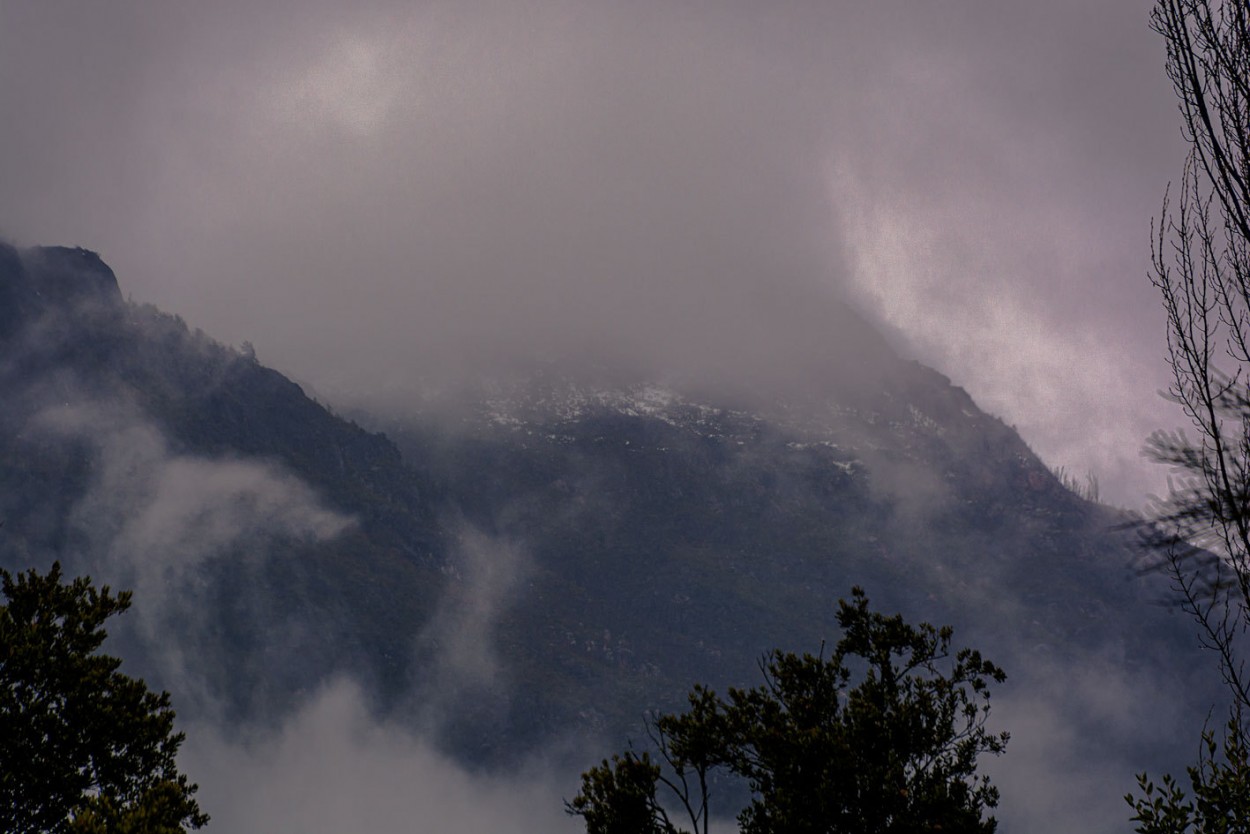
568,588,1008,834
1134,0,1250,830
1129,714,1250,834
0,562,207,834
567,752,680,834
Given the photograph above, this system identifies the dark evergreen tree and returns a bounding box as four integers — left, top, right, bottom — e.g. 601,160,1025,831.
0,563,208,833
568,589,1008,834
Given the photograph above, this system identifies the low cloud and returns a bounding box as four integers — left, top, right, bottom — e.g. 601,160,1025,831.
0,0,1187,506
986,653,1200,834
0,0,868,409
31,396,352,695
412,523,529,731
40,399,350,582
181,678,581,834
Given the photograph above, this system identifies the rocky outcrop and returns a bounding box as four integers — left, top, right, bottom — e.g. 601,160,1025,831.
0,243,122,343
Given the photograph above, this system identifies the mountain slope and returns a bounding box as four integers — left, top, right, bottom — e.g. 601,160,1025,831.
380,364,1183,753
0,244,1204,783
0,244,446,720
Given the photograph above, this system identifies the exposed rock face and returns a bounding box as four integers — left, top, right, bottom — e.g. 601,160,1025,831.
0,244,123,342
20,246,123,307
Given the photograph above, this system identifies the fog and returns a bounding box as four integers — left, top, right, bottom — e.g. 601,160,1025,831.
410,524,529,736
181,680,581,834
0,0,1189,504
2,1,858,396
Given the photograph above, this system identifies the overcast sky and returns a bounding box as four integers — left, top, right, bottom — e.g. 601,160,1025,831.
0,0,1184,505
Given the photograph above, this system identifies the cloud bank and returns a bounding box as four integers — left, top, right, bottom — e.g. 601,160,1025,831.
181,679,581,834
0,1,1194,505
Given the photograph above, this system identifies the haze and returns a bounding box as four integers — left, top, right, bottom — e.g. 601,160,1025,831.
0,0,1188,505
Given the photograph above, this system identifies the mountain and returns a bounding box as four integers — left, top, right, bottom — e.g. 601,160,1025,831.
0,244,1207,791
0,244,449,720
379,361,1196,756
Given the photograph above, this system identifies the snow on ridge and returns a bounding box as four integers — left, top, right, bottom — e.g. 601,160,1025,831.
467,375,950,466
471,377,746,436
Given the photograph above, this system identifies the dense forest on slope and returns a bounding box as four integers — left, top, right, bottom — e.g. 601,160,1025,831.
0,244,1206,777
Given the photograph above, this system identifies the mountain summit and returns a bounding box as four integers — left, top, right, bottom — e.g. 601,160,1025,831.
0,244,122,341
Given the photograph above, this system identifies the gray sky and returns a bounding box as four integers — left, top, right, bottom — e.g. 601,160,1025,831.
0,0,1183,504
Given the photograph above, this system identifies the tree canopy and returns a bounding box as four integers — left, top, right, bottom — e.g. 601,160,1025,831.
0,562,207,834
567,588,1008,834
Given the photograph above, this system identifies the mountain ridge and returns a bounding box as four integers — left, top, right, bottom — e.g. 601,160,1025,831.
0,245,1207,798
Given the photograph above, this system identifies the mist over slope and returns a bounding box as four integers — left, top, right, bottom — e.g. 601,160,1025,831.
0,243,1212,833
0,0,1179,507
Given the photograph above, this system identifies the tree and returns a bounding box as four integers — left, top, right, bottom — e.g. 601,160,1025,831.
567,589,1008,834
1131,0,1250,830
567,751,681,834
1130,714,1250,834
0,562,208,833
